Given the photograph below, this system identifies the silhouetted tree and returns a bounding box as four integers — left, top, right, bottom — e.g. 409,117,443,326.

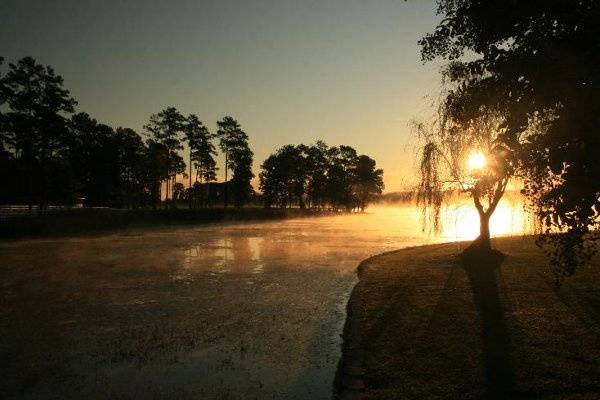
414,108,514,254
115,127,148,208
172,182,185,204
305,141,330,209
145,139,169,209
69,113,113,206
260,142,383,211
0,57,77,208
184,114,217,208
0,142,12,204
231,148,254,208
292,145,310,209
0,56,6,139
0,57,13,204
144,107,186,208
326,145,359,211
260,152,285,209
259,145,307,208
67,118,152,208
216,116,253,208
421,0,599,277
354,155,384,212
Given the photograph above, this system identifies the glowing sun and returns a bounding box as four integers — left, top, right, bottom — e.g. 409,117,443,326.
467,151,486,170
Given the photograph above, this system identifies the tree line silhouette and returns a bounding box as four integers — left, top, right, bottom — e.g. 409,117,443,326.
0,56,383,212
0,56,253,209
260,142,383,211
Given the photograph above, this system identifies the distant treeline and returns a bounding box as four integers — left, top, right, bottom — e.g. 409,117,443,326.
260,142,384,211
0,56,384,212
0,57,253,209
375,191,415,204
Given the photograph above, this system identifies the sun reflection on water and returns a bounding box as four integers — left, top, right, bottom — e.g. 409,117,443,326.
1,198,536,400
440,198,532,241
175,198,532,280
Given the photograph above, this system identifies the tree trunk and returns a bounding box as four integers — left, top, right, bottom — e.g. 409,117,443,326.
477,211,492,251
224,150,228,208
172,175,177,209
39,149,47,210
205,181,210,209
189,149,193,209
463,210,492,257
155,181,160,210
165,179,169,209
28,164,33,210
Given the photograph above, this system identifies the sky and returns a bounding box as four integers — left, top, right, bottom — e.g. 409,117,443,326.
1,0,442,192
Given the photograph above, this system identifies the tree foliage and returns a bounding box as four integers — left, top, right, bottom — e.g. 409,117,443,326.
259,142,383,211
143,107,186,206
216,116,254,208
0,57,76,207
420,1,599,276
183,114,217,208
354,154,386,212
185,114,217,185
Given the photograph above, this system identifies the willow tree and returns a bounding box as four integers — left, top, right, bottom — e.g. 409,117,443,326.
420,0,599,278
415,107,515,255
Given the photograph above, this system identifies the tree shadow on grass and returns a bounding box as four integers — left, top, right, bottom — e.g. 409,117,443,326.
462,250,515,400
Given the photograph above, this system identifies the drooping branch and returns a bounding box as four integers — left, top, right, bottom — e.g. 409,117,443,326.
413,104,516,248
417,142,443,234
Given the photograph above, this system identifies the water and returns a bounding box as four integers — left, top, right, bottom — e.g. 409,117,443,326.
0,203,530,399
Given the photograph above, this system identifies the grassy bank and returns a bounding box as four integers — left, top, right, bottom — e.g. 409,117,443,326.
336,237,600,400
0,207,337,239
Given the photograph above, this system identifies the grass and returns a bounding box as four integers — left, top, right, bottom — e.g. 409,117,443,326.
336,236,600,400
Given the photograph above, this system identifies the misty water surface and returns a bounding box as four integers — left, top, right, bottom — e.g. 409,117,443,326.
0,203,530,399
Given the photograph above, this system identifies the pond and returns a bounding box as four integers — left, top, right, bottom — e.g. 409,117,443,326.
0,202,531,399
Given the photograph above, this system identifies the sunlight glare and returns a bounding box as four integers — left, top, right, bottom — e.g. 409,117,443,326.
467,151,486,171
440,199,532,241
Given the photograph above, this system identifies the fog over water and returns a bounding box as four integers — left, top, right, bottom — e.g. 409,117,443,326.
1,202,531,399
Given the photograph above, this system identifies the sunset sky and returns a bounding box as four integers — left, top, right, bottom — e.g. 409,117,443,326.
1,0,442,192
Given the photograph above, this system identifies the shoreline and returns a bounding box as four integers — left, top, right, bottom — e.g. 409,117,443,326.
0,208,385,399
334,242,457,400
334,237,600,399
0,207,342,240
